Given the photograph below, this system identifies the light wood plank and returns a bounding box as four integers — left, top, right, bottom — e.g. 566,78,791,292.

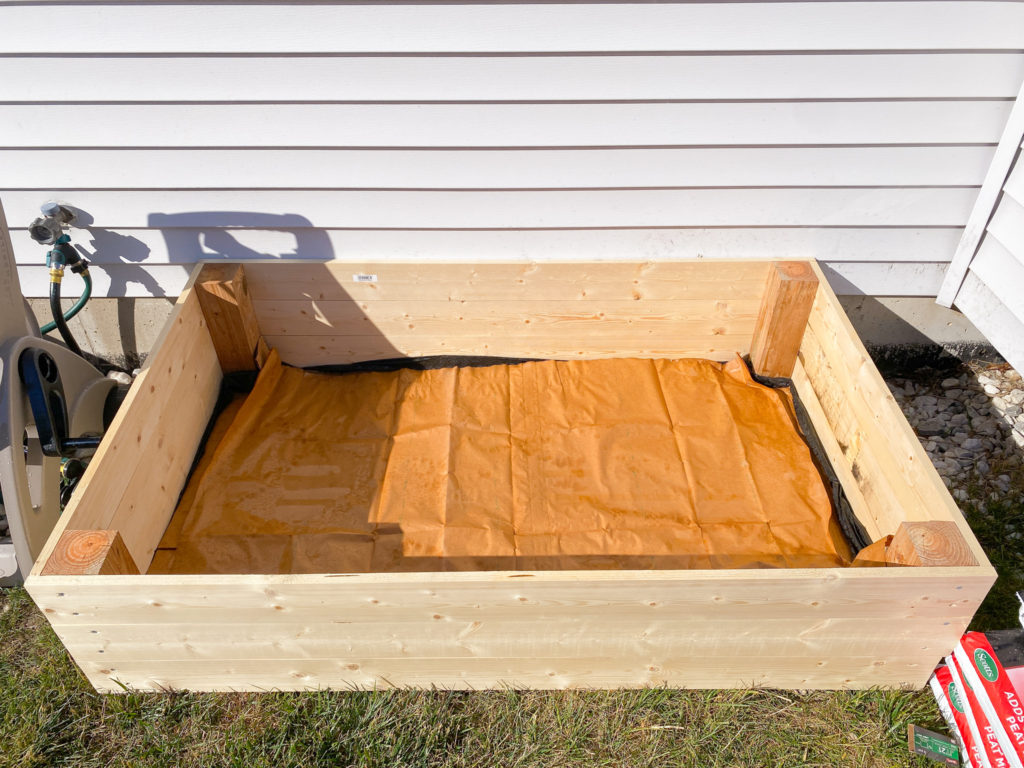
800,317,935,533
4,54,1021,102
800,340,915,536
0,147,995,190
2,3,1022,53
255,336,271,369
31,276,223,575
111,330,222,572
802,323,961,540
0,102,1009,148
27,569,992,626
249,261,771,303
251,298,759,338
75,654,940,693
41,530,139,576
267,335,754,367
790,360,881,544
51,617,955,663
26,563,992,691
796,262,991,568
750,261,818,378
244,257,766,365
0,188,981,230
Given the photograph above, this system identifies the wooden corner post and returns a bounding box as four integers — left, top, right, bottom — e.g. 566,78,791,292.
194,264,262,372
750,261,818,378
886,521,978,567
41,530,140,575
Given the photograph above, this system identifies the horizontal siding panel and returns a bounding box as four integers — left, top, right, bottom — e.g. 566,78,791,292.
968,235,1024,319
820,261,948,297
987,194,1024,262
3,54,1023,102
0,147,995,189
18,264,193,298
0,102,1010,148
5,2,1016,305
7,227,961,267
953,269,1024,372
14,261,950,299
0,188,978,229
2,3,1024,53
1003,150,1024,204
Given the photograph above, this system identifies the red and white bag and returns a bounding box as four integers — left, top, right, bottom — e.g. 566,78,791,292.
955,632,1024,768
932,663,985,768
951,653,1013,768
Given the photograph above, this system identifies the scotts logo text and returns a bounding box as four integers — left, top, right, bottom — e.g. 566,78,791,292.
948,682,965,713
975,649,1000,683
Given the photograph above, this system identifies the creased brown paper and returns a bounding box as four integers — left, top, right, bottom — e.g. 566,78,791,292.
152,350,850,574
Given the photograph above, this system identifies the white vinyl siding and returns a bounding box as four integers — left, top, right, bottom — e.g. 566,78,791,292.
944,142,1024,370
2,1,1024,299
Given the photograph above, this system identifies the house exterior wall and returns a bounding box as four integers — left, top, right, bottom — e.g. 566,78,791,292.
942,140,1024,372
3,2,1024,325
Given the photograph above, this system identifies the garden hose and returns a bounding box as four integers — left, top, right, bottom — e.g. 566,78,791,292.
40,270,91,335
45,240,87,357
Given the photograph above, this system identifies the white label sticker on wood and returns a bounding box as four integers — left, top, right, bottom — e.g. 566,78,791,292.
353,273,378,283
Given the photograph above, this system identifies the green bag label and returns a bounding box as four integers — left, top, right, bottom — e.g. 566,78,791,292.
908,724,960,766
948,682,964,713
975,649,1000,682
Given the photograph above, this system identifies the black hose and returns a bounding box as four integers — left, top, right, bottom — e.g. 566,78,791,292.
49,278,83,357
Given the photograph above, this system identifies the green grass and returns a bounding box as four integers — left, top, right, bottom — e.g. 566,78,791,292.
0,578,940,768
966,495,1024,631
2,590,948,768
3,502,1020,766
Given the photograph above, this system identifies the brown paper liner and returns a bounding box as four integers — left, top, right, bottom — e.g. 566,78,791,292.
150,351,851,574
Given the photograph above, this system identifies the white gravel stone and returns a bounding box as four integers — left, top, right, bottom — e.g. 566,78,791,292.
887,361,1022,505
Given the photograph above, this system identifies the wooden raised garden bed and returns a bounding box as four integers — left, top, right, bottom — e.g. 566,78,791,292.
25,259,995,692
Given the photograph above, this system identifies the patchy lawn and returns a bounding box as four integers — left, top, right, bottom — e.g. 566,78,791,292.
1,581,949,768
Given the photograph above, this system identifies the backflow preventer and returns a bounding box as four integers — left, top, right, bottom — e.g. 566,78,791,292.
28,202,93,358
0,199,116,583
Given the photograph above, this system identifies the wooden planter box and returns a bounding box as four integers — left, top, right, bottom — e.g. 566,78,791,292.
25,259,995,692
